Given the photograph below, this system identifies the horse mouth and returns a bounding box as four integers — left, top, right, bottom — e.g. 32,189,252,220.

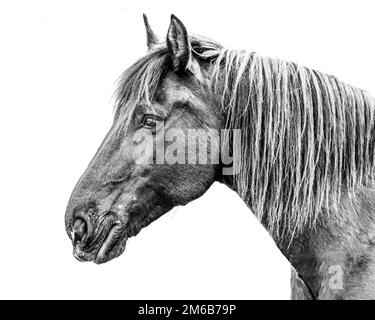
94,224,127,264
73,219,127,264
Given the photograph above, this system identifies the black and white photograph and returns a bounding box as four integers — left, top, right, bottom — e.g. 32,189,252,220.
2,0,375,303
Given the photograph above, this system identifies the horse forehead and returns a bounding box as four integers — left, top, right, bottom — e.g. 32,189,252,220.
161,76,206,105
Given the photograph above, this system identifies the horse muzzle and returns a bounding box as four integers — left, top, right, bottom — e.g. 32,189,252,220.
70,211,128,264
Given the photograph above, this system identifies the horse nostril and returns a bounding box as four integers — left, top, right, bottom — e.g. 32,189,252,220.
73,218,87,244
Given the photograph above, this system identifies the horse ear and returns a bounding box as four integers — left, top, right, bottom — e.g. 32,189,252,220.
166,14,191,71
143,14,159,49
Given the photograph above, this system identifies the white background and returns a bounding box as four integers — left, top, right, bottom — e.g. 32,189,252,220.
1,0,374,299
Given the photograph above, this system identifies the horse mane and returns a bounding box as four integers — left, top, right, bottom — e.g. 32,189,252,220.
213,49,375,239
115,35,375,239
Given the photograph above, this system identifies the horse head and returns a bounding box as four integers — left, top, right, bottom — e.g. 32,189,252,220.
65,15,230,264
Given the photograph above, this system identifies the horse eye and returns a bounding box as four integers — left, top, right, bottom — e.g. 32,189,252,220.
142,116,158,128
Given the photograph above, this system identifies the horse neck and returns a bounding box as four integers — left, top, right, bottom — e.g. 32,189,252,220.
213,54,375,297
220,153,375,299
223,172,375,298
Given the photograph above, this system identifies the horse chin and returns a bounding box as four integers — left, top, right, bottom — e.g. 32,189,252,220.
94,225,128,264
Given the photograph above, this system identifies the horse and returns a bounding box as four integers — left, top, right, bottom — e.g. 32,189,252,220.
65,14,375,300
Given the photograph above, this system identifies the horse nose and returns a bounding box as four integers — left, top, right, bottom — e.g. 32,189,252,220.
72,218,88,244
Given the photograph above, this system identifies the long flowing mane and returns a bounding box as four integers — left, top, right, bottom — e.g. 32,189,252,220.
115,35,375,239
211,49,375,239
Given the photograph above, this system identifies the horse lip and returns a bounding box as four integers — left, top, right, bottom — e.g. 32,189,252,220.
72,218,114,262
73,245,93,262
81,212,119,251
94,224,126,264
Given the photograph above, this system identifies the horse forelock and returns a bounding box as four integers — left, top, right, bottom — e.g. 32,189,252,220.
113,34,222,130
